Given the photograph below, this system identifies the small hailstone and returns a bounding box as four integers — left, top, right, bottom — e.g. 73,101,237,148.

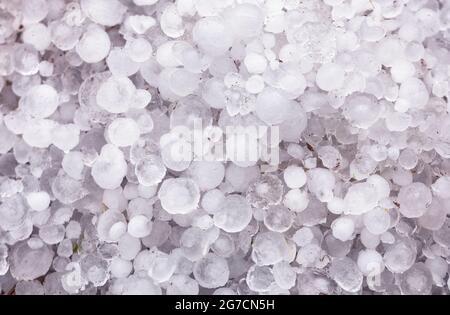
22,23,51,51
283,165,306,189
213,194,252,233
135,155,166,186
246,265,275,292
20,84,59,119
110,257,132,279
118,233,141,260
226,3,264,39
252,231,289,266
306,168,335,202
23,119,56,149
76,25,111,63
92,144,128,190
343,182,379,215
125,38,153,63
246,174,283,208
158,178,200,214
264,206,293,233
185,161,225,191
431,176,450,199
363,207,391,235
161,4,185,38
398,77,429,110
52,124,80,152
331,217,355,242
26,191,50,212
193,253,229,289
397,182,432,218
255,87,292,125
245,75,265,94
244,52,267,74
316,63,345,91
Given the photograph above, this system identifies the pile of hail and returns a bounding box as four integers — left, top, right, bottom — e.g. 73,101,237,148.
0,0,450,296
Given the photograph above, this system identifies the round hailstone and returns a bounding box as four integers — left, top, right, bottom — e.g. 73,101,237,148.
213,194,252,233
283,189,309,212
201,189,225,214
76,25,111,64
384,239,417,274
193,253,229,289
12,44,40,76
418,198,447,231
246,265,275,293
80,0,127,27
168,68,201,97
158,178,200,214
110,257,132,279
106,48,141,77
391,59,415,83
107,118,140,147
331,217,355,242
225,3,264,39
244,52,267,74
62,151,84,180
283,165,306,189
118,233,141,260
135,155,166,186
0,195,28,231
48,21,83,51
431,176,450,199
192,17,233,56
96,76,136,113
342,94,381,129
26,191,50,212
91,144,128,190
316,63,345,91
399,263,433,295
97,210,127,242
52,124,80,152
246,174,284,208
185,161,225,191
272,262,296,290
252,232,289,266
398,77,429,110
343,182,379,215
329,257,363,293
397,182,432,218
306,168,335,202
161,4,185,38
51,172,88,204
245,75,265,94
363,207,391,235
9,242,54,281
124,38,153,63
127,215,152,238
255,87,293,125
23,119,57,149
22,23,51,51
21,0,49,24
20,84,59,119
263,205,293,233
166,274,199,295
357,249,385,276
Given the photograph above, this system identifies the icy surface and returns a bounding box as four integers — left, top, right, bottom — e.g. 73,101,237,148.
0,0,450,296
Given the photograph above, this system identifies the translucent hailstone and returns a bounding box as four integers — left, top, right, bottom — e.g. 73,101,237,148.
9,242,54,281
51,172,87,204
418,198,447,231
147,252,177,283
357,249,385,276
127,215,152,238
431,176,450,199
384,239,417,274
20,84,59,119
317,146,342,169
135,155,166,186
96,76,136,114
343,182,379,215
39,224,65,245
49,21,82,51
433,218,450,248
316,63,345,91
399,263,433,295
167,274,199,295
185,161,225,191
80,0,127,27
22,119,56,149
284,188,309,213
170,96,213,129
125,15,156,34
62,151,84,180
212,233,235,257
329,257,363,293
91,144,128,190
252,231,289,266
124,38,153,63
109,274,161,295
263,206,293,233
255,87,293,125
0,123,17,154
397,77,429,110
342,94,381,129
110,257,132,278
283,165,306,189
193,253,230,288
225,3,264,39
331,217,355,242
363,207,391,235
76,25,111,64
26,191,50,212
246,265,276,293
97,210,127,242
158,178,200,214
306,168,335,202
0,194,28,231
107,118,140,147
15,280,45,295
161,4,185,38
21,0,49,24
52,124,80,152
118,233,141,260
246,174,284,208
213,194,252,233
201,189,225,214
106,48,141,78
22,23,51,51
193,17,233,56
397,182,432,218
272,261,296,290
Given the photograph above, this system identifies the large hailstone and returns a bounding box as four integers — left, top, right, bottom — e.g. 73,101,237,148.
92,144,127,190
9,241,54,281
